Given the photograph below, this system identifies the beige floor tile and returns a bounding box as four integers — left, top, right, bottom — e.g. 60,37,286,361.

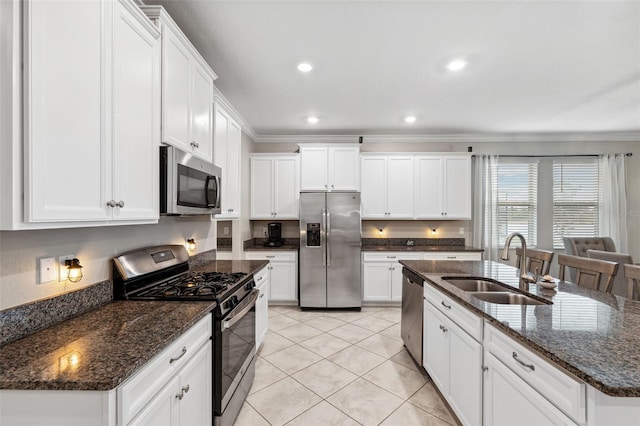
292,359,358,398
276,322,324,343
259,331,296,356
356,333,404,358
360,306,384,314
390,347,421,371
270,305,300,314
363,360,427,399
282,309,327,322
351,315,396,332
327,378,403,426
247,377,322,425
269,314,300,331
299,332,351,357
269,309,283,318
234,401,270,426
303,315,347,332
370,308,401,323
327,345,386,376
379,323,401,339
324,310,372,322
327,323,375,343
286,401,360,426
381,402,451,426
264,344,323,375
250,357,288,395
408,382,457,425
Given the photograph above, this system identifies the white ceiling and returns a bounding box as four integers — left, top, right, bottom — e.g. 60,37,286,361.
145,0,640,141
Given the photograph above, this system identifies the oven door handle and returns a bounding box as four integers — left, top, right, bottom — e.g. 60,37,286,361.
222,289,259,331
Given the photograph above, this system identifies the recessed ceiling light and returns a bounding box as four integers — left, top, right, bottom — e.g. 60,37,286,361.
297,62,313,73
307,116,319,124
446,58,468,72
404,115,417,124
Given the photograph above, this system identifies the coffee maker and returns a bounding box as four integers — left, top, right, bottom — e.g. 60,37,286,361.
264,222,285,247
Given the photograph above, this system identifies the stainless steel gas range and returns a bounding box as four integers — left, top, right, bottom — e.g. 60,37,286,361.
113,245,257,426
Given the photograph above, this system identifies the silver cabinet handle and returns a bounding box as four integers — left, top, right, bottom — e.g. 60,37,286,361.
325,184,328,189
176,384,190,400
387,256,396,259
257,276,263,281
260,293,265,298
331,184,335,189
439,324,448,333
190,141,199,148
107,200,116,207
116,200,125,208
446,256,456,259
512,352,535,371
169,346,187,364
266,255,275,258
441,301,451,310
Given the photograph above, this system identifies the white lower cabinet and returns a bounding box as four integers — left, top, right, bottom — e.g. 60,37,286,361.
245,252,297,303
255,265,270,349
363,253,422,302
423,299,482,426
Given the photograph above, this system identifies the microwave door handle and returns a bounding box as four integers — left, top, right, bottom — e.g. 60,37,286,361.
204,176,212,207
215,176,221,208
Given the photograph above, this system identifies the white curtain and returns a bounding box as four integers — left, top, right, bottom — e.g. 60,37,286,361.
598,154,628,252
472,155,500,261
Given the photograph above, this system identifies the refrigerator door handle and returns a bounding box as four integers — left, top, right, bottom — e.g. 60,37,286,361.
322,207,327,266
326,210,331,266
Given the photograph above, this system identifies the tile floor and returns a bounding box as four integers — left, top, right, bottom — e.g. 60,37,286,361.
235,306,458,426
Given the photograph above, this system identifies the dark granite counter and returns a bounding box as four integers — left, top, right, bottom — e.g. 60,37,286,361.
400,260,640,397
363,245,483,252
0,301,216,391
243,238,299,251
191,259,269,274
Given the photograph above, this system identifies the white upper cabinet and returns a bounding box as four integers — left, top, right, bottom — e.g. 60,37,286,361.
25,0,160,224
142,6,216,162
213,101,241,218
299,145,359,191
250,155,299,219
415,155,472,220
361,155,414,219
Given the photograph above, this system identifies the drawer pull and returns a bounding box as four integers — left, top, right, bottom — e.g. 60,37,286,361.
266,255,275,258
260,293,265,298
169,346,187,364
512,351,535,371
439,324,448,333
257,276,263,281
387,256,397,259
446,256,457,259
441,301,451,310
175,384,190,400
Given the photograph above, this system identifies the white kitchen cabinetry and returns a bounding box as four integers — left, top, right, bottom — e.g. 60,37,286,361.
24,0,160,224
299,145,360,191
362,252,422,302
423,252,482,261
361,155,414,219
415,155,472,220
254,266,270,349
423,285,483,425
142,6,216,162
245,252,297,303
213,101,242,219
250,155,300,219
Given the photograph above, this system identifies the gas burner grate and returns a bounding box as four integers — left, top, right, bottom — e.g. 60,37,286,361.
135,271,248,299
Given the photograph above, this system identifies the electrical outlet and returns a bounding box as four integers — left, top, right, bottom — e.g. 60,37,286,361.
223,226,229,235
39,257,57,283
459,227,465,236
263,227,268,237
58,254,75,282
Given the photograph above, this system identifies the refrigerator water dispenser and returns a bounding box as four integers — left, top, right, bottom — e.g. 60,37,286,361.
306,223,321,246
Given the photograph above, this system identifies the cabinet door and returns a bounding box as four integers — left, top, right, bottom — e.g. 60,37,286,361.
270,262,297,301
484,352,577,426
274,156,299,219
390,261,403,301
112,0,159,221
328,147,359,191
189,62,213,161
415,156,444,219
130,375,179,426
213,105,228,170
363,262,392,301
177,342,212,426
387,157,415,218
443,157,471,219
161,26,191,150
250,157,274,219
224,119,242,215
300,147,328,190
25,0,111,222
448,322,483,426
423,301,449,394
256,278,270,349
360,157,387,219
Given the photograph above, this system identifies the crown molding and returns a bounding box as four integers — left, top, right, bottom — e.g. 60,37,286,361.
211,86,259,141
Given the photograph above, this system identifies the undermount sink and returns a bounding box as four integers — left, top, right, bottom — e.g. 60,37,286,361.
471,292,551,305
443,277,512,292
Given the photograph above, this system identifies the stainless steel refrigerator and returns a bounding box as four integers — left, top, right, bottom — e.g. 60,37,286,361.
299,192,362,309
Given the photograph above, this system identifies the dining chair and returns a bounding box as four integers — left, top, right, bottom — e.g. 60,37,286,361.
515,247,554,276
587,250,634,298
624,264,640,300
557,254,619,293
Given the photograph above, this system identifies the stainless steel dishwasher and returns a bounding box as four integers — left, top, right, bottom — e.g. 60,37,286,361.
401,267,424,365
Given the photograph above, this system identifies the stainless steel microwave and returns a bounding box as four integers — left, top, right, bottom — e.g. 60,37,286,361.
160,146,222,215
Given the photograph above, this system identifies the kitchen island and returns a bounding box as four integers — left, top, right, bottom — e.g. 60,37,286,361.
401,259,640,425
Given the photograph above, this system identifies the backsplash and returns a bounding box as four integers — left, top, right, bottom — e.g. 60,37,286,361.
362,238,466,247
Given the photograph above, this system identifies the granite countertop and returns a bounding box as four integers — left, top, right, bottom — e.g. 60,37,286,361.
0,301,216,391
400,260,640,397
192,259,269,274
362,245,483,252
243,238,299,251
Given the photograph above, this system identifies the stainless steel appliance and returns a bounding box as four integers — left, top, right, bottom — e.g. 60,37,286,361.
113,245,257,426
299,192,361,309
401,267,424,364
160,145,222,215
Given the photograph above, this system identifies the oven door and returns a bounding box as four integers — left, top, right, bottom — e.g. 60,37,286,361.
219,289,259,412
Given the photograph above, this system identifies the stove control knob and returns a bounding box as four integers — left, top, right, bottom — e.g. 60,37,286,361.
245,281,255,291
232,296,239,305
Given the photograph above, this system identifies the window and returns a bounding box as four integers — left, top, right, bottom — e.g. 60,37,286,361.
492,161,538,247
552,159,599,249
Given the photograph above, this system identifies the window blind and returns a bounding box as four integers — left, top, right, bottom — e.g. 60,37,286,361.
552,159,599,249
492,161,538,247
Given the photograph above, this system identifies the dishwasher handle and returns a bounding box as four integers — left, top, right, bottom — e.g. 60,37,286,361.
402,268,424,287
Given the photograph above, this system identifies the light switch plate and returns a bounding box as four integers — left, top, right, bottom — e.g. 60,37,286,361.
224,227,229,235
459,227,465,235
39,257,57,283
59,254,75,282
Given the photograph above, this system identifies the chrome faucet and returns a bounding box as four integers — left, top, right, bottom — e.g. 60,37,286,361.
500,232,537,290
